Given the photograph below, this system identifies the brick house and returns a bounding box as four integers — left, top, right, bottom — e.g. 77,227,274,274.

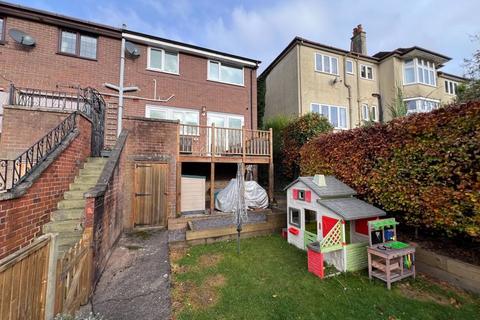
0,1,278,263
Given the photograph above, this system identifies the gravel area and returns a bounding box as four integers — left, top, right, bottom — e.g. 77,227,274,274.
190,212,267,231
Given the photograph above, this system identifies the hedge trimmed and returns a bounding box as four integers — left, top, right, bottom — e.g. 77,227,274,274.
300,102,480,240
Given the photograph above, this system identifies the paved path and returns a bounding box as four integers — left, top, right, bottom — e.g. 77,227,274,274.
89,229,171,320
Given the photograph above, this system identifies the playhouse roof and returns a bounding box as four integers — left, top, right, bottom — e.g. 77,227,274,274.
284,176,357,198
317,198,386,220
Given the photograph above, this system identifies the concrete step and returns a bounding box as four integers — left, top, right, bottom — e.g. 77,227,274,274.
58,199,86,210
69,183,93,191
87,157,109,164
74,176,99,185
51,209,84,221
43,220,83,234
79,167,103,176
63,190,86,200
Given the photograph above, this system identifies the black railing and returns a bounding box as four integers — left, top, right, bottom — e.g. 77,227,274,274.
8,84,93,118
0,112,77,192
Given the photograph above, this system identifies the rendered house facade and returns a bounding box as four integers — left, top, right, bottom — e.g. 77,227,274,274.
260,25,466,129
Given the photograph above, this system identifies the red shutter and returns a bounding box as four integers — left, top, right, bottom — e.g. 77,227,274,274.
322,216,339,237
292,189,298,200
305,190,312,202
355,217,377,235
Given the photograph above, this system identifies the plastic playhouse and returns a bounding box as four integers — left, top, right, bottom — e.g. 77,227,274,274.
284,174,386,276
367,218,416,289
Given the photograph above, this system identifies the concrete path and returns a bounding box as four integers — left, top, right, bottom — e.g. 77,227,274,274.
89,229,171,320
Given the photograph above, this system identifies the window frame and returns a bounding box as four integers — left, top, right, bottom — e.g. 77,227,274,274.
314,52,339,75
310,103,348,130
0,16,6,44
57,29,98,61
207,60,245,86
346,59,354,74
403,97,440,114
206,111,245,129
360,64,374,80
403,58,437,87
289,207,301,228
444,79,458,95
145,105,200,135
147,47,180,75
361,104,370,121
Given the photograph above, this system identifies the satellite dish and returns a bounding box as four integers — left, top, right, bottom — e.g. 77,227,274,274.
125,41,140,58
9,29,36,46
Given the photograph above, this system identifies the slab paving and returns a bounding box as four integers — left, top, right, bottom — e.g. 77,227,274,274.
89,229,171,320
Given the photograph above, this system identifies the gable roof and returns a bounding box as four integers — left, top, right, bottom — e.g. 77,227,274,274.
317,197,386,220
284,176,357,198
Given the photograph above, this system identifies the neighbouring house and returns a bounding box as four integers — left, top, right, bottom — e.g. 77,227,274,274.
0,1,279,266
259,24,467,129
285,175,385,272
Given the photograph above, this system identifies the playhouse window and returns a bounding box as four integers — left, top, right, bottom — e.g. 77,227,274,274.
304,209,317,234
289,208,300,227
297,190,305,200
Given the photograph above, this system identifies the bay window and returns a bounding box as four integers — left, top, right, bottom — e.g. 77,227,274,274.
403,58,436,86
311,103,348,129
147,47,179,74
315,53,339,75
208,61,244,85
404,98,439,114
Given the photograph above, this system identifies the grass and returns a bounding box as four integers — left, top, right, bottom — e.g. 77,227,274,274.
171,235,480,320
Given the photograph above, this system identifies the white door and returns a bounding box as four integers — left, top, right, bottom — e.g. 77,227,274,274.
207,112,244,154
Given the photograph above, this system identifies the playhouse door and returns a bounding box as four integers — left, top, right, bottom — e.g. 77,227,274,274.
322,216,339,237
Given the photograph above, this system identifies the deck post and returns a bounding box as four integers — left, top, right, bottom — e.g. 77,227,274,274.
268,128,274,202
242,125,246,163
210,162,215,214
176,162,182,216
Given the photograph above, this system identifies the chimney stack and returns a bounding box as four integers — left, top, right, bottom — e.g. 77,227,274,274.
350,24,367,55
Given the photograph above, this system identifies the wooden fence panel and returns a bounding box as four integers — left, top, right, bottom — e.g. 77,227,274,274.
0,235,51,320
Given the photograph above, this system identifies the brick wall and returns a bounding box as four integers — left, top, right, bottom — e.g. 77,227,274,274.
0,114,91,259
122,116,179,227
0,106,69,159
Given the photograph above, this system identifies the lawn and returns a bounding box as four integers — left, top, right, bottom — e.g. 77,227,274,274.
170,235,480,320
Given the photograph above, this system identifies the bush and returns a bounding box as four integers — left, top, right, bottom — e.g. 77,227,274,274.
283,113,333,179
300,102,480,240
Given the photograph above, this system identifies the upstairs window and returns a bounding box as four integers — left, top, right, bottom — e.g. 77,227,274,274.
403,58,436,86
59,30,97,59
311,103,348,129
360,64,374,80
208,61,244,86
445,80,458,95
0,17,5,42
147,47,179,74
346,60,354,74
315,53,339,75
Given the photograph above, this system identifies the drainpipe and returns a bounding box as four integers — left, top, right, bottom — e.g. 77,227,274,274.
355,53,361,127
117,37,126,137
343,54,353,129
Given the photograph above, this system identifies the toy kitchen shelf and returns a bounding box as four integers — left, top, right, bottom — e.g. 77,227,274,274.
367,218,416,289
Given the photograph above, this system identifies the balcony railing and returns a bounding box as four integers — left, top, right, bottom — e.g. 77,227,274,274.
179,124,271,158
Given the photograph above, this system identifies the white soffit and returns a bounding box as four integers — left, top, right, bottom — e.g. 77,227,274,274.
123,33,258,67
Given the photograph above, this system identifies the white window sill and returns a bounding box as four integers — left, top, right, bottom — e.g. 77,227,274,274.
146,67,180,76
206,78,245,87
314,70,340,76
403,82,437,88
360,77,375,81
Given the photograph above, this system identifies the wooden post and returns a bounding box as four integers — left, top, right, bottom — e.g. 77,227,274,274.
45,233,58,320
211,123,215,159
268,128,274,202
242,125,246,163
210,162,215,214
176,162,182,216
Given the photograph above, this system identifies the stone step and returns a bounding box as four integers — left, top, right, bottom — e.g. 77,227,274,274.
74,175,99,185
43,220,83,234
69,183,93,191
79,166,103,174
63,190,86,200
58,199,86,210
87,157,109,164
51,209,84,221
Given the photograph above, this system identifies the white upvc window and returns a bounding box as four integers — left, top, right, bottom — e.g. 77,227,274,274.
314,53,339,75
403,58,436,86
147,47,179,74
346,60,354,74
208,60,244,86
207,111,244,129
310,103,348,129
146,105,199,134
361,104,379,122
360,64,374,80
445,80,458,95
404,98,440,114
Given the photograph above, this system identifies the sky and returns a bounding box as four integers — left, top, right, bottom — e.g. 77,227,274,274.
10,0,480,75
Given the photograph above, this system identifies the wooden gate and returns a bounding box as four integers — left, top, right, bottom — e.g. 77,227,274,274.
134,163,168,226
0,235,51,320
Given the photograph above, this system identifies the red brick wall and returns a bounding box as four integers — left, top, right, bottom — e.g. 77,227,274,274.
122,117,179,226
0,115,91,259
0,106,69,159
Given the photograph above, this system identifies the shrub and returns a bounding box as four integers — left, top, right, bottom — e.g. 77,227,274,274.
283,113,333,179
300,102,480,240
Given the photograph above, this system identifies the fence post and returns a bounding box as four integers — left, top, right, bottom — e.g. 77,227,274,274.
8,83,15,105
45,233,59,320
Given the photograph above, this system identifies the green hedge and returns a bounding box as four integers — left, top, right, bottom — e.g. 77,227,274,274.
300,102,480,240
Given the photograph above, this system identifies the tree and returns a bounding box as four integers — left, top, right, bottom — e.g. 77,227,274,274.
456,34,480,103
387,85,407,119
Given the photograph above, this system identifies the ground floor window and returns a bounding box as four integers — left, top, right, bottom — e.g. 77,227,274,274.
289,207,301,227
146,105,199,135
310,103,348,129
304,209,317,234
404,98,439,114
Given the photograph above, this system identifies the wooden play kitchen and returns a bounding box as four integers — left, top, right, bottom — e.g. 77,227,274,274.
367,218,416,289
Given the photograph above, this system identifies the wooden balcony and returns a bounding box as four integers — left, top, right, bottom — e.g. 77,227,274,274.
178,124,272,164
